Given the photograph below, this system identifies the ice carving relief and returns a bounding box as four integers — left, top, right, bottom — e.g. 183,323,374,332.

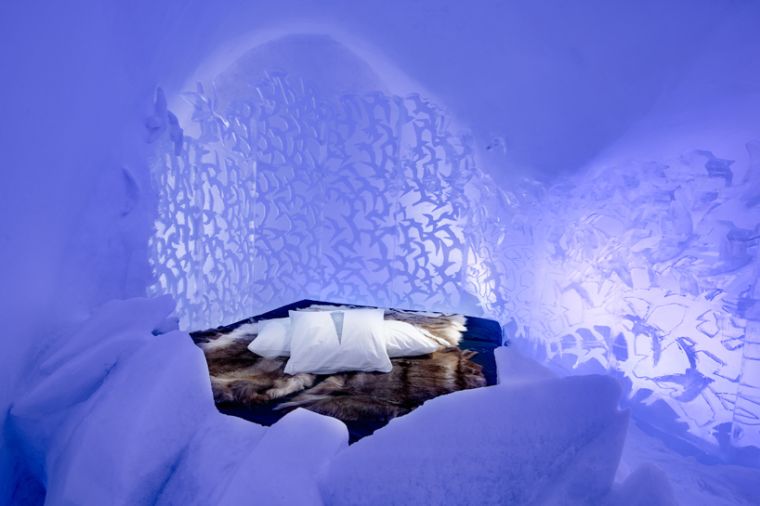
470,148,760,448
148,70,760,448
148,74,477,330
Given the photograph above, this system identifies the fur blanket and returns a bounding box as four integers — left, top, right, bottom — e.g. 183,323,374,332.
191,308,484,428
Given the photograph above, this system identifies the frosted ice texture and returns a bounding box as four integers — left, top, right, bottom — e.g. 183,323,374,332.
148,74,760,448
148,74,474,328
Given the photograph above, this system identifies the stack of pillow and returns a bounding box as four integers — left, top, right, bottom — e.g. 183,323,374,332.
248,307,442,374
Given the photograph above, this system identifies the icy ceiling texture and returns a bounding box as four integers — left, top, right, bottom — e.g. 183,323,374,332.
148,37,760,450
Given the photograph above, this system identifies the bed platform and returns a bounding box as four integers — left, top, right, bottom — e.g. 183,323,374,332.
192,300,503,442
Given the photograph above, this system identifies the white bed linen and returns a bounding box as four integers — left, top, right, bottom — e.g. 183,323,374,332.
284,309,392,374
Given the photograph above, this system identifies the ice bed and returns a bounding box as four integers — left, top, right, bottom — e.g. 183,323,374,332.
191,300,502,441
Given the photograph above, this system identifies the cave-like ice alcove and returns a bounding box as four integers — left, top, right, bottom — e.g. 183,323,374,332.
2,2,760,505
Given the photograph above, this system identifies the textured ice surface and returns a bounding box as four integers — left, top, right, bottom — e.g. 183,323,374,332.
148,75,477,328
148,68,760,449
9,297,178,484
2,297,348,505
214,409,347,505
320,349,677,505
608,464,677,506
155,414,267,506
492,147,760,448
494,345,554,386
618,423,760,506
41,330,214,504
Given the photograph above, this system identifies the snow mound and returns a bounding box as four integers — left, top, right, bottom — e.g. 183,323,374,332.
215,408,347,505
320,347,675,505
4,297,345,505
609,464,677,506
319,376,627,504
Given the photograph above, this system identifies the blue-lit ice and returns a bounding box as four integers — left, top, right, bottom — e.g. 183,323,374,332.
2,297,695,505
150,64,760,450
4,298,346,505
321,347,676,506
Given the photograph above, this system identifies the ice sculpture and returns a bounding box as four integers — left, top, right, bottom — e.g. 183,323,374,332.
147,60,760,450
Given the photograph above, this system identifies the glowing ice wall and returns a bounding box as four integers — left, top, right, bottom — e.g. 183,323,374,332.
149,73,479,329
148,71,760,449
471,146,760,448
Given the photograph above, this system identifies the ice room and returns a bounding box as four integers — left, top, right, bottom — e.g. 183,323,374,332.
2,1,760,505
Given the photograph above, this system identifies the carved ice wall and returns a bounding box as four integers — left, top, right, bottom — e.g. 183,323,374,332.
470,147,760,448
148,72,760,449
148,73,478,330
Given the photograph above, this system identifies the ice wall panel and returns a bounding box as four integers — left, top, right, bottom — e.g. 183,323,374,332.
148,71,760,449
148,102,259,328
239,76,324,308
470,148,760,448
149,74,478,329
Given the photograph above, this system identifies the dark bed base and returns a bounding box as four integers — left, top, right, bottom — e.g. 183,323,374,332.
203,299,503,442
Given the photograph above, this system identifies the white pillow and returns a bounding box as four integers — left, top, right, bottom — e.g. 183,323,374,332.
284,309,392,375
384,319,440,357
247,318,291,358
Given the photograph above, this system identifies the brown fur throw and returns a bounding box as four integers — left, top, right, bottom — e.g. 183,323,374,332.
192,308,484,427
